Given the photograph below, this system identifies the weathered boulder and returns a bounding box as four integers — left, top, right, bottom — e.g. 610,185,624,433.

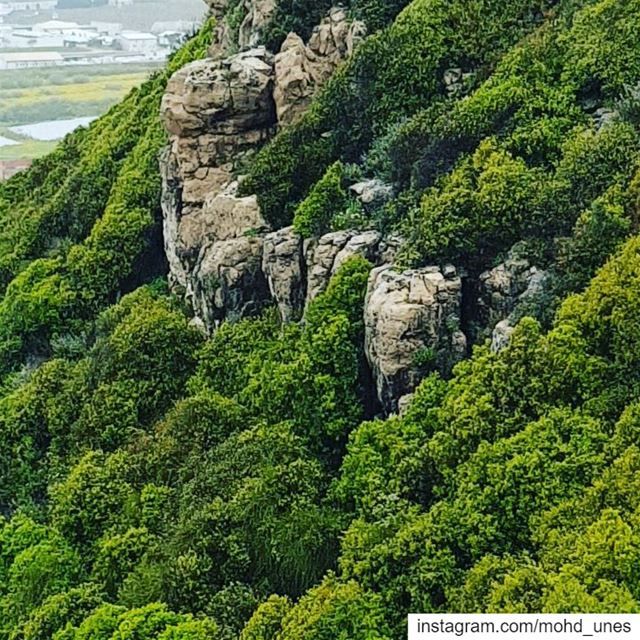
489,269,548,351
162,47,275,138
304,230,384,307
208,0,277,57
477,248,548,349
365,265,467,414
274,8,366,126
184,182,272,330
239,0,277,49
491,319,515,353
261,227,397,323
477,255,537,331
202,181,270,241
160,47,276,288
262,226,305,323
188,236,270,330
349,179,393,209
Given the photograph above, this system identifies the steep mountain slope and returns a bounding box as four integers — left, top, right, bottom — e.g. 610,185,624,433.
0,0,639,638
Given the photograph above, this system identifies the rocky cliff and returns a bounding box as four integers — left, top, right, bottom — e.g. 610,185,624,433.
159,1,550,414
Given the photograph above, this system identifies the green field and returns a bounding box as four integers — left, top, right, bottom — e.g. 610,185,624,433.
0,64,160,161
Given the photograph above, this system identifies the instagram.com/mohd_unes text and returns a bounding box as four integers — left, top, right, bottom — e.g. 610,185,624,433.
408,614,639,640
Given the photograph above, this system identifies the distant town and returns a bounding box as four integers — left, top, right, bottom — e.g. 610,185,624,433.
0,0,204,181
0,0,203,69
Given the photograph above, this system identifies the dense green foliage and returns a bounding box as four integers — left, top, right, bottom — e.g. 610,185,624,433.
292,161,350,237
0,21,214,377
261,0,411,51
2,0,640,638
243,0,563,227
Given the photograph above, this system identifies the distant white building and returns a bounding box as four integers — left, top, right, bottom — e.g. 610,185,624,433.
108,0,132,6
0,50,64,69
35,20,85,35
6,28,64,48
91,20,122,36
0,1,58,12
118,30,157,53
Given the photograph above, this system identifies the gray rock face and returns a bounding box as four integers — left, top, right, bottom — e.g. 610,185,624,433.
208,0,277,58
260,227,399,324
262,226,305,323
477,248,548,351
365,265,467,414
274,8,365,126
304,230,383,307
188,235,270,330
184,181,272,331
160,47,276,289
160,8,365,327
350,179,393,209
162,48,275,139
239,0,277,49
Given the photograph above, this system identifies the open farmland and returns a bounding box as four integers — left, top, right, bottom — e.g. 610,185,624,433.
0,64,158,161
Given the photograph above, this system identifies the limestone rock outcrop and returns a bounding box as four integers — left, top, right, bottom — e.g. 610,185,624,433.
274,8,366,126
207,1,277,58
239,0,277,49
260,227,400,324
161,7,364,311
185,182,272,331
160,47,276,288
365,265,467,414
350,179,393,209
188,235,270,330
262,226,306,323
477,248,548,351
304,230,389,307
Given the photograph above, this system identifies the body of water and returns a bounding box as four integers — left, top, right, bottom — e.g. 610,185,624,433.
0,135,19,148
9,116,98,142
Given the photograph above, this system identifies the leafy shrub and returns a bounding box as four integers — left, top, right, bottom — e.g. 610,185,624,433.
245,0,557,226
293,161,349,237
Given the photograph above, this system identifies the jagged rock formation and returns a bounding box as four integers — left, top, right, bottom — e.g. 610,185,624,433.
239,0,278,49
160,6,366,310
262,226,306,323
184,182,273,330
209,0,278,57
274,8,366,125
160,47,276,288
261,227,398,323
364,265,467,414
477,248,548,351
159,4,552,411
304,230,397,306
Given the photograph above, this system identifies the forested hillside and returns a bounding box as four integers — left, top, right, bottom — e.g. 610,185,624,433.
0,0,639,638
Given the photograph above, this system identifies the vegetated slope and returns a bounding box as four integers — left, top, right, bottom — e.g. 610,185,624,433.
0,22,214,377
0,1,639,639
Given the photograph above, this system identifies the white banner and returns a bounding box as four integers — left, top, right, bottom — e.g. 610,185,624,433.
408,614,640,640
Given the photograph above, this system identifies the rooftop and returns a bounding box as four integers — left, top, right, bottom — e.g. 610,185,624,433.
0,50,64,61
119,30,157,41
35,20,81,30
